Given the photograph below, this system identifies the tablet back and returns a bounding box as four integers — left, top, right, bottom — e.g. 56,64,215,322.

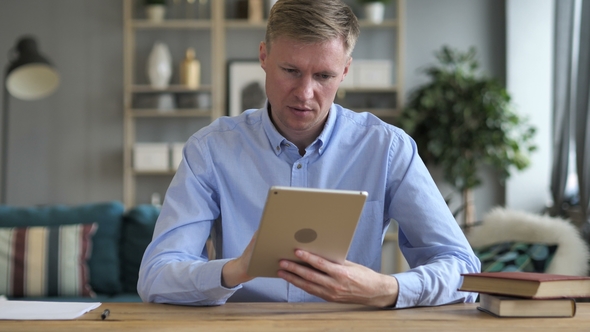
247,186,368,278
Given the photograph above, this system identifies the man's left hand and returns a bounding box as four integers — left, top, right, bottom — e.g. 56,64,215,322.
277,249,399,308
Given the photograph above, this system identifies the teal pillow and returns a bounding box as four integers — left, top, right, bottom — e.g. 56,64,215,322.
0,201,125,295
120,204,159,293
473,241,558,273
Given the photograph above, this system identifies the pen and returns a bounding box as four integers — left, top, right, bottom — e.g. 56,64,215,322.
101,309,110,320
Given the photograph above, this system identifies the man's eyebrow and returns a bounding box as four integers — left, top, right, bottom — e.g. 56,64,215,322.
279,62,339,76
316,69,339,76
279,61,297,68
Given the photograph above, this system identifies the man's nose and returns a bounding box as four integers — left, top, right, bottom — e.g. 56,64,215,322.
294,76,314,100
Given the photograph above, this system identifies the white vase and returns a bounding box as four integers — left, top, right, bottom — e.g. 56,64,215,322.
147,41,172,89
364,2,385,24
146,5,166,22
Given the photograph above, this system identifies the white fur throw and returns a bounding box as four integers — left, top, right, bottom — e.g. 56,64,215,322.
467,207,590,276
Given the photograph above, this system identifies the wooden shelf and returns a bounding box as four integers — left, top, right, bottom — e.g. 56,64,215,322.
133,170,177,176
359,19,399,28
224,19,267,29
130,84,212,93
132,19,212,29
130,109,212,117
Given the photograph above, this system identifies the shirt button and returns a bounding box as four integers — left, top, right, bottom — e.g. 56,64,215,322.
276,146,280,151
285,143,291,147
297,164,302,169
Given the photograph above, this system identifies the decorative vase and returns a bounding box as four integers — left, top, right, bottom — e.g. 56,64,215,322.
145,4,166,22
147,41,172,89
364,2,385,24
179,47,201,89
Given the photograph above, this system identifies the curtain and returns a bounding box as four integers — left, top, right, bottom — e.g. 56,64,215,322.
576,1,590,226
551,0,575,215
552,0,590,225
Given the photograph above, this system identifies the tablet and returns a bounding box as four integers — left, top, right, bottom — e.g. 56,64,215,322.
246,186,368,278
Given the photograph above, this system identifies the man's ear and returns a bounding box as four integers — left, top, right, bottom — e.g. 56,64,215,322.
341,57,352,82
259,41,268,71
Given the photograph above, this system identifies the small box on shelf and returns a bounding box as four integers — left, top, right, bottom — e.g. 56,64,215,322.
340,60,393,89
134,143,169,171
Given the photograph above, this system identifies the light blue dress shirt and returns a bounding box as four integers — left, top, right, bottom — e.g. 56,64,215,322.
137,103,480,308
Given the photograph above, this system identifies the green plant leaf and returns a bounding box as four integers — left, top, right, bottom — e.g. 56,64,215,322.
398,45,537,193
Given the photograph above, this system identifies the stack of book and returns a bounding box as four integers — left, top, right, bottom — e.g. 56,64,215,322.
459,272,590,318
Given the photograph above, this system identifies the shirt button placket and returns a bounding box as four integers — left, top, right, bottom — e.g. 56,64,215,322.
291,161,307,187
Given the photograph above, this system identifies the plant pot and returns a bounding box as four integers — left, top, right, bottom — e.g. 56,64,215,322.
364,2,385,24
146,4,166,22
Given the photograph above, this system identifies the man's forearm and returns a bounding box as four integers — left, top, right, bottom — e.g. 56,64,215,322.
371,274,399,308
221,258,253,288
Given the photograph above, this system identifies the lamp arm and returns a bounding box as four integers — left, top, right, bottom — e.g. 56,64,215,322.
1,81,10,204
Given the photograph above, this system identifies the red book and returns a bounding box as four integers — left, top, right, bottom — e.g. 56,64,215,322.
459,272,590,299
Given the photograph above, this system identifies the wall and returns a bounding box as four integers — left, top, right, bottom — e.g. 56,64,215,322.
505,0,554,213
0,0,512,215
0,0,123,206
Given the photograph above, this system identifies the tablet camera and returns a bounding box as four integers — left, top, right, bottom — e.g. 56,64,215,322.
294,228,317,243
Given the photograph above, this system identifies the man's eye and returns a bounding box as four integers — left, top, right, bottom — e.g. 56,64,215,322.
283,68,297,74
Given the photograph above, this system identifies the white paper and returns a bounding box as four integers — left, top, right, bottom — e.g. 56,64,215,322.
0,300,101,320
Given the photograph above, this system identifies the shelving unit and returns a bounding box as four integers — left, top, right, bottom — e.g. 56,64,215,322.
123,0,218,207
122,0,404,210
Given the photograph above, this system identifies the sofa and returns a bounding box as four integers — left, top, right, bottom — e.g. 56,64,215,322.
0,201,160,302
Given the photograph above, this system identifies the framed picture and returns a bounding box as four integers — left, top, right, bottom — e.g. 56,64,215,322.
227,60,267,117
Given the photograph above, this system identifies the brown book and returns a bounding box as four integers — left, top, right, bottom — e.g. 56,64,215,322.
459,272,590,298
478,293,576,318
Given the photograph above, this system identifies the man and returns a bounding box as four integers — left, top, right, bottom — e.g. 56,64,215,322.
138,0,480,308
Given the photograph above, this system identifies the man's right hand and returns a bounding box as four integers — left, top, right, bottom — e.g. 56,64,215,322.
221,231,257,288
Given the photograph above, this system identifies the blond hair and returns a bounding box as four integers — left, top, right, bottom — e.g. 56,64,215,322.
265,0,360,57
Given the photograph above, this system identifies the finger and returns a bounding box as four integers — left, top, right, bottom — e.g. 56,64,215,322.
278,259,325,280
293,250,342,277
277,264,335,300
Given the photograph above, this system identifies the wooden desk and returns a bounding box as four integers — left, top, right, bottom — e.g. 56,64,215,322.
2,302,590,331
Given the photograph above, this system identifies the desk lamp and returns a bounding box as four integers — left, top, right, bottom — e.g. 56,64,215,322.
1,36,60,204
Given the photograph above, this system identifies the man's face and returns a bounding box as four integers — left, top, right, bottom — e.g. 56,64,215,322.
259,36,351,146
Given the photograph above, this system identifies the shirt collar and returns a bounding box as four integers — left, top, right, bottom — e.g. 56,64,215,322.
262,102,337,156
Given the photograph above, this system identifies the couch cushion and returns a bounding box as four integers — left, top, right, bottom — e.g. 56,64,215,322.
0,201,124,295
0,223,97,297
120,204,159,293
473,241,558,273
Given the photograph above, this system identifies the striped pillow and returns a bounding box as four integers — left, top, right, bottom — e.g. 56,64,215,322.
0,223,97,298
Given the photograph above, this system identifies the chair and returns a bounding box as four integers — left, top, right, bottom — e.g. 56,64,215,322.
466,207,590,276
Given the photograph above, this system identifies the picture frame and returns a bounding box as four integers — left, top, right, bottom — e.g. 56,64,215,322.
227,60,267,117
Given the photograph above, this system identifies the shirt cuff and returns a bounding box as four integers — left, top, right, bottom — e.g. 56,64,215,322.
197,258,243,304
390,271,422,308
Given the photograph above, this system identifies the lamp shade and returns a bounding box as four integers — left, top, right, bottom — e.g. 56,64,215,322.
5,37,59,100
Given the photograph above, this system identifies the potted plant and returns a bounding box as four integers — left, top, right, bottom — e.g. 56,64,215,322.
357,0,391,24
399,46,537,227
144,0,167,22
